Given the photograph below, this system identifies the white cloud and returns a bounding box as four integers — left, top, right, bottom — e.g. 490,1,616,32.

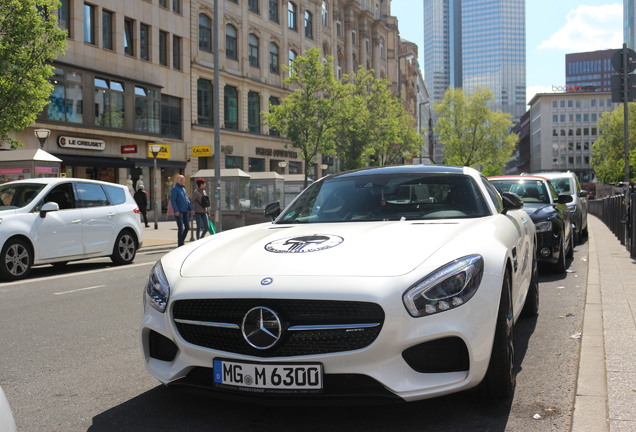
539,4,622,52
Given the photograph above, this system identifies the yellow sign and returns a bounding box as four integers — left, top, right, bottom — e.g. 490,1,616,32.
147,143,171,159
192,145,212,157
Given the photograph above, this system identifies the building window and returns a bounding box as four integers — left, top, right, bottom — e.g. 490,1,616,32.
288,49,297,69
83,3,96,45
249,34,259,67
226,156,243,169
124,18,135,56
159,0,167,7
98,10,112,50
248,91,261,133
135,86,160,133
47,68,83,123
248,157,265,172
197,78,213,126
289,161,302,174
199,14,212,52
94,77,125,129
322,1,328,26
249,0,259,13
269,0,279,22
172,0,181,14
224,85,239,130
268,96,280,136
304,11,313,39
161,95,182,139
140,23,150,60
58,0,70,36
172,35,181,70
226,24,238,60
288,2,297,31
159,31,168,66
269,43,279,73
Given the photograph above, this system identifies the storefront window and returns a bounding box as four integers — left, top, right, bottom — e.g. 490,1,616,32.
289,161,302,174
225,156,243,169
248,157,265,172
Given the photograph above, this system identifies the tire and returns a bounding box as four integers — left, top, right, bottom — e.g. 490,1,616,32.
110,230,137,265
522,258,539,318
483,271,516,399
0,238,33,281
553,234,567,274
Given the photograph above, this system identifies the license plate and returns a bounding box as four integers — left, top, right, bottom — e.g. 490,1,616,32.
213,358,323,394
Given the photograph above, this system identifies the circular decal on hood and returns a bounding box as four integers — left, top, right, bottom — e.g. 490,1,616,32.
265,234,344,253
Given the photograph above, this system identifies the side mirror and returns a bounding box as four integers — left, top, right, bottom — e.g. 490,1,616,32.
557,194,573,204
501,192,523,214
579,190,589,198
264,201,281,221
39,201,59,218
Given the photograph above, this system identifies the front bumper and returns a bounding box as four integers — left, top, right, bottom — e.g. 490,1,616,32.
141,272,503,403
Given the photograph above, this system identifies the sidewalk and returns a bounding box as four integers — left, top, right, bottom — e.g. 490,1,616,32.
137,217,636,430
573,216,636,432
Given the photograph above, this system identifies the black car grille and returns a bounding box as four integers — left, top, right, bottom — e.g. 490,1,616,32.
172,299,385,357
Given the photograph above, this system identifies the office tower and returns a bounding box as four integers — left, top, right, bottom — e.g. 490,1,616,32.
566,49,617,93
626,0,636,49
423,0,526,119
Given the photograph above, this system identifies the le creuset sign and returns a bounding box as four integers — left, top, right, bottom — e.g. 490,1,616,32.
57,136,106,151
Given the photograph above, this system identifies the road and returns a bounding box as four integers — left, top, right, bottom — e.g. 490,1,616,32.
0,243,588,432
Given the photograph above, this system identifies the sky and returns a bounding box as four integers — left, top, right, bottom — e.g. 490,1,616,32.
391,0,623,105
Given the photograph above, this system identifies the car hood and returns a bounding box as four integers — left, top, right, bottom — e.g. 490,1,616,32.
177,219,487,278
522,203,557,221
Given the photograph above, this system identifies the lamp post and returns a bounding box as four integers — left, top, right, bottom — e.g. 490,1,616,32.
34,129,51,149
149,144,162,230
278,160,287,174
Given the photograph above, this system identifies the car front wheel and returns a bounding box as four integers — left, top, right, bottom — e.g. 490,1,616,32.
110,230,137,265
0,239,33,281
483,270,516,398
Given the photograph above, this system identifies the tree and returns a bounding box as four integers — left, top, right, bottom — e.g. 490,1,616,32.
264,48,344,188
591,103,636,184
434,87,517,173
0,0,67,148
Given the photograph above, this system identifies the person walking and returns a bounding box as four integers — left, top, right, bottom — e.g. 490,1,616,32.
170,175,194,247
134,185,149,228
191,178,210,239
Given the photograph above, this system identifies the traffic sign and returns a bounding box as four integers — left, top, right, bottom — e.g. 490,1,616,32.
612,48,636,73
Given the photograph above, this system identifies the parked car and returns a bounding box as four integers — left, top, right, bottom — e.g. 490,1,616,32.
488,175,574,273
0,386,16,432
0,178,143,281
532,171,588,244
142,165,538,403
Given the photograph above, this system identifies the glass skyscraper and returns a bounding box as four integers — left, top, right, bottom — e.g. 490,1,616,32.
423,0,526,119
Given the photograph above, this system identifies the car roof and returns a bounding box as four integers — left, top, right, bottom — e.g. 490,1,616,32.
1,178,125,187
531,172,575,179
488,175,549,182
327,165,475,180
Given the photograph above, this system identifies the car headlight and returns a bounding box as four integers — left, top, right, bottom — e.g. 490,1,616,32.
535,221,552,233
145,260,170,313
567,205,577,214
403,255,483,317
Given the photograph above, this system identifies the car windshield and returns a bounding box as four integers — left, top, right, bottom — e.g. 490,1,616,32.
277,172,490,223
0,183,45,210
550,178,574,195
489,179,550,204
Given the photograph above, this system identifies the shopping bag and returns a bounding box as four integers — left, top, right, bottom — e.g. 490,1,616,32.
208,219,216,235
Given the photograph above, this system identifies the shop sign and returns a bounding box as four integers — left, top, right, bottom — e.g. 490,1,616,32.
58,136,106,151
255,147,298,158
35,167,60,174
147,143,171,159
192,145,212,157
121,145,137,154
0,168,30,175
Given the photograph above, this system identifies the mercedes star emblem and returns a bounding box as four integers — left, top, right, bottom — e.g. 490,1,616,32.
241,306,282,349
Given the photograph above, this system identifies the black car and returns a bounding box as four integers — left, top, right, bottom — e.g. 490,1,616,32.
488,175,574,273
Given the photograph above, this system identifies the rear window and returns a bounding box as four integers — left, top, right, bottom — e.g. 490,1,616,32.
103,184,127,205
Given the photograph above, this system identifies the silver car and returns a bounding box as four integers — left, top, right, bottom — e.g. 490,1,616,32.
531,171,588,244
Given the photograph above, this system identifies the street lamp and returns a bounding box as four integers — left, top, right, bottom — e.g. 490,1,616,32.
34,129,51,149
278,160,287,174
149,144,162,230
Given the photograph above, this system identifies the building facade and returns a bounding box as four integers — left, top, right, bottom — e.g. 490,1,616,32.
565,49,617,93
527,92,618,174
9,0,418,222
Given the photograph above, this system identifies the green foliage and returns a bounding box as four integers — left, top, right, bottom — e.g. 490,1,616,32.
433,87,517,172
591,103,636,183
0,0,67,148
264,48,343,187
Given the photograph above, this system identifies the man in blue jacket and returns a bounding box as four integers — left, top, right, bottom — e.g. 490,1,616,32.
170,175,194,247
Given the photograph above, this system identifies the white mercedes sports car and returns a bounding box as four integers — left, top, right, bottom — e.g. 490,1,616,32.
141,165,538,403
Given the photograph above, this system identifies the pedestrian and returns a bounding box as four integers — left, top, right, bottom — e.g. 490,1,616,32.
134,185,149,227
191,178,210,239
170,175,194,246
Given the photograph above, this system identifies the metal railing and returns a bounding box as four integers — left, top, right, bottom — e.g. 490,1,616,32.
588,186,636,258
